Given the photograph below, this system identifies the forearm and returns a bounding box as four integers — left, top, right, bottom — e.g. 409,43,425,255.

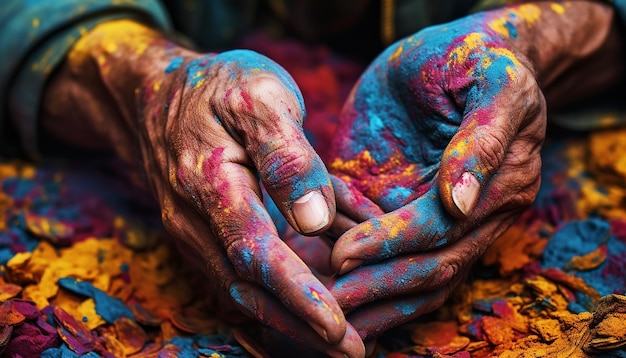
484,1,623,108
40,20,199,163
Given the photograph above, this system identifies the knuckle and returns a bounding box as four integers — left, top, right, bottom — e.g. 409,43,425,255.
225,75,285,112
260,146,312,189
476,130,508,174
220,220,249,250
223,231,260,280
439,260,460,285
501,156,542,209
248,75,286,97
508,191,536,210
509,177,541,209
515,70,545,120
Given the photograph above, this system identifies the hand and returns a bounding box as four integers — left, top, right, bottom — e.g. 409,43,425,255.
325,2,620,340
40,20,365,357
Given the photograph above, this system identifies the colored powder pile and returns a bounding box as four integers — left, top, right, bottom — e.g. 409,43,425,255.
0,160,251,357
2,33,626,357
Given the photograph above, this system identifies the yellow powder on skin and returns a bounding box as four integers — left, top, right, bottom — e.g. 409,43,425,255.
67,19,161,72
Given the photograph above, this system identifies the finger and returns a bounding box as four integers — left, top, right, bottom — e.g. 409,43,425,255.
172,154,348,345
331,185,457,274
329,214,514,310
325,176,385,241
438,68,546,218
281,226,333,277
331,171,528,275
230,282,366,358
324,212,360,242
163,189,351,349
346,276,463,341
173,225,359,356
211,50,335,235
331,175,385,222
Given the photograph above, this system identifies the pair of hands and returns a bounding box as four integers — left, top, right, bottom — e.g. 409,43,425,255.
147,9,546,358
41,2,620,357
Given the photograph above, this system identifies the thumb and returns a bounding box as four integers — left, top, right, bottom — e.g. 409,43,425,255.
261,143,335,236
438,61,545,219
213,51,335,234
243,94,335,236
438,115,516,219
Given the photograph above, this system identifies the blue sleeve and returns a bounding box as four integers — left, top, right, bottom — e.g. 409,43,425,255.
0,0,172,159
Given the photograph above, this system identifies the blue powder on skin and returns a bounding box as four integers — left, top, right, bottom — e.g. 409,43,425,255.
239,245,254,269
229,283,256,315
185,55,214,88
394,296,428,317
262,187,288,237
164,56,184,74
347,11,522,168
265,154,330,202
408,187,453,235
345,69,408,165
504,21,518,39
349,186,453,262
374,257,439,288
382,186,413,208
209,49,306,115
260,260,272,289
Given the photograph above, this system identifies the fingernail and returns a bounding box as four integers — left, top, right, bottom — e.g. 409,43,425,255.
309,322,330,343
291,191,330,233
452,172,480,216
339,259,365,275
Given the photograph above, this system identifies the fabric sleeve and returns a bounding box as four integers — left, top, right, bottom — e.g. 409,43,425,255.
0,0,172,159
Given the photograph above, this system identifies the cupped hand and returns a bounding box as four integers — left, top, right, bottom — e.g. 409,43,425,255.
138,49,365,357
326,7,548,339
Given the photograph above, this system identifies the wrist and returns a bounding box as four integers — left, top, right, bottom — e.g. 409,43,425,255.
41,20,195,161
484,2,622,99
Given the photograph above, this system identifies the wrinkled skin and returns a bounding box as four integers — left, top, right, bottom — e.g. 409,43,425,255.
37,1,624,355
327,9,546,340
141,51,367,357
321,2,623,340
41,21,364,357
